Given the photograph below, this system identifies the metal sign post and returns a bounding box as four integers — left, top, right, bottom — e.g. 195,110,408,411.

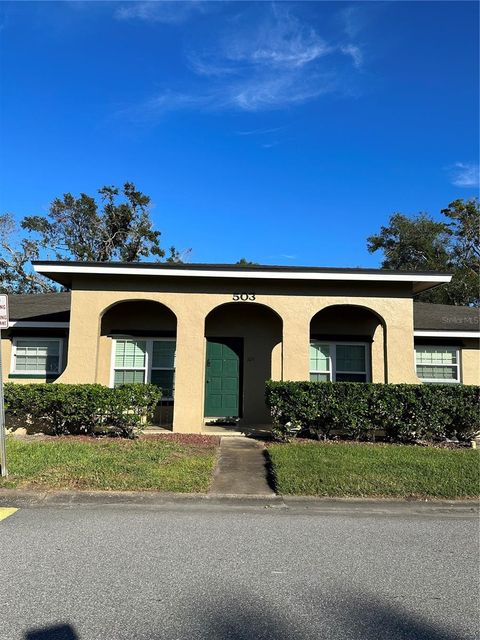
0,294,9,477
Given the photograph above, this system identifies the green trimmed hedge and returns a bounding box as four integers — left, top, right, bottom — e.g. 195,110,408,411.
265,381,480,443
4,383,162,438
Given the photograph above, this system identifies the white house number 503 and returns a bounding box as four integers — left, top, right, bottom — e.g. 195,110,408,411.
232,293,256,301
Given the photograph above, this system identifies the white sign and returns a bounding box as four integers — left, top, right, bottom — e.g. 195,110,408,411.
0,295,8,329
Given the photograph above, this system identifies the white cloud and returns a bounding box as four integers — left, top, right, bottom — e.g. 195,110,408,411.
341,5,364,39
223,10,332,70
121,4,363,118
119,90,210,121
450,162,480,188
235,127,285,136
115,1,206,25
187,55,236,78
261,141,280,149
228,73,335,112
341,44,363,69
261,253,297,261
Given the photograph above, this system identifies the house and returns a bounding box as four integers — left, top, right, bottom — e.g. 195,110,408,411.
1,261,479,433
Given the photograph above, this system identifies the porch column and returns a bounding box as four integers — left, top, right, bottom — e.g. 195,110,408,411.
382,299,418,384
281,310,310,381
385,324,418,383
172,309,207,433
371,323,386,383
55,290,101,384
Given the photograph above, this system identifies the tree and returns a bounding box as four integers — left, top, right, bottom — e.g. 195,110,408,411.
235,258,259,265
0,213,53,293
442,198,479,275
367,198,479,306
1,182,178,293
440,198,480,307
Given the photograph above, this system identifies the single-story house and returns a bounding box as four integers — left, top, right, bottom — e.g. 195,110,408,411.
1,261,479,432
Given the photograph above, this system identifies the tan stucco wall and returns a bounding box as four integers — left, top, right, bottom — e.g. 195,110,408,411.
48,276,421,431
461,339,480,385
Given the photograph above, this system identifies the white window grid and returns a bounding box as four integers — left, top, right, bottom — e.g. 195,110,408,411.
110,337,176,400
415,345,460,384
310,343,332,381
10,337,63,375
310,341,370,382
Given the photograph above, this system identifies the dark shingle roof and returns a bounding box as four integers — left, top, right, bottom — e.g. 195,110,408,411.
413,302,479,332
8,292,71,322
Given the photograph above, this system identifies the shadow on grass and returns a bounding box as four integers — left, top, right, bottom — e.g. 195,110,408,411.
262,448,278,494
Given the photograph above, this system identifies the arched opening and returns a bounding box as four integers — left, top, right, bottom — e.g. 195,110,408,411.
100,300,177,427
309,305,387,383
204,303,282,425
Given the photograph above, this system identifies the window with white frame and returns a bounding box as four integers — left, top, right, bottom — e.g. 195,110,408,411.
415,346,460,383
11,338,63,375
309,343,331,381
310,341,370,382
112,338,176,399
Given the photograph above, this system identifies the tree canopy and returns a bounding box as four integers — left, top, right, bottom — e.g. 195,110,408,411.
367,198,479,306
1,182,179,293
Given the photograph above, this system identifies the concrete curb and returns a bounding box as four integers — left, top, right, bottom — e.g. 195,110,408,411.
0,488,477,517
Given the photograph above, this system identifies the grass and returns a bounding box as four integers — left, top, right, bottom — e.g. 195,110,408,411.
0,436,219,493
267,442,480,499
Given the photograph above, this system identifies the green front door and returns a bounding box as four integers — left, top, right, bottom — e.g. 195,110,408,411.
204,338,242,417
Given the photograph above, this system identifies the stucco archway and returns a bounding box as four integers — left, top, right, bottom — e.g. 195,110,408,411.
99,300,178,427
204,302,282,425
310,304,387,383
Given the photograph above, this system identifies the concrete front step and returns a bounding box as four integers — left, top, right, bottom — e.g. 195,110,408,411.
202,429,245,437
142,427,173,435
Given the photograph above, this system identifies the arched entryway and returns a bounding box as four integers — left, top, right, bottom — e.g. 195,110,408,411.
204,303,282,425
100,300,177,426
309,305,387,383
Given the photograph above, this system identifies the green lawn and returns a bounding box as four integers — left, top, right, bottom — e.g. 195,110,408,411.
0,436,219,493
267,442,480,499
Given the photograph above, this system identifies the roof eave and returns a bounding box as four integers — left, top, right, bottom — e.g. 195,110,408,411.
32,262,452,291
414,330,480,339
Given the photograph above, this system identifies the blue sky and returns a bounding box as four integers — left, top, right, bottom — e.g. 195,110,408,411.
0,1,478,267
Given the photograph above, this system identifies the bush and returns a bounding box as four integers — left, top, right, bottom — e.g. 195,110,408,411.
265,381,480,443
4,383,162,438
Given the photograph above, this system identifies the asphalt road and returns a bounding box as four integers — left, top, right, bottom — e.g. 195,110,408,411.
0,500,478,640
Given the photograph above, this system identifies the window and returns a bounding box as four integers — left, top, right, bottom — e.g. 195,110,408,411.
310,343,331,381
150,340,176,399
113,340,147,386
11,338,63,375
112,338,176,399
310,341,369,382
415,346,460,383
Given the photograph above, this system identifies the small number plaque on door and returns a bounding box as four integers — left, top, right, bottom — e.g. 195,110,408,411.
232,293,256,301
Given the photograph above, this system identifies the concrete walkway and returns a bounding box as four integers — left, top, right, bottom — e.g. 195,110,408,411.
209,437,275,497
